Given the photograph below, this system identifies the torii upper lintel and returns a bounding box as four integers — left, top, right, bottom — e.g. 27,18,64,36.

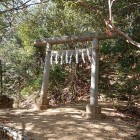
34,32,116,46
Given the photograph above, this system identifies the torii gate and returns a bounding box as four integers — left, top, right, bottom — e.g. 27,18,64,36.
34,32,112,119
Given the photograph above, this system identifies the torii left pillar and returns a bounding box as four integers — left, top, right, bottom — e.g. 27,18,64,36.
85,38,103,119
38,43,52,110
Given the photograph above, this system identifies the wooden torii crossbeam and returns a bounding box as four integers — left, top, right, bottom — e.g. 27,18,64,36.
34,32,114,46
34,32,114,119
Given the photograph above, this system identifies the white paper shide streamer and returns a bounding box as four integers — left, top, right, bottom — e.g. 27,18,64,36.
69,51,73,64
87,48,91,62
50,47,94,65
82,49,85,63
55,53,59,64
66,50,69,64
50,52,53,65
76,49,78,63
60,51,63,65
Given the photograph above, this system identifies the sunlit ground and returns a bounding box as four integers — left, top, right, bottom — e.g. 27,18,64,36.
0,100,139,140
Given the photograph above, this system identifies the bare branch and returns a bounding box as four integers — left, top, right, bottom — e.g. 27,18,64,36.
110,0,116,7
108,22,140,48
108,0,112,21
106,0,140,49
108,0,117,21
115,29,140,48
0,0,31,14
0,0,49,14
22,0,49,8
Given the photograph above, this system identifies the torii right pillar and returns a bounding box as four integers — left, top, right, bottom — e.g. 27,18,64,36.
85,38,104,119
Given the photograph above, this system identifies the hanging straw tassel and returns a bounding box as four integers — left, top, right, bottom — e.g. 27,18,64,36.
76,49,78,63
60,51,63,65
66,50,69,64
55,53,59,64
82,49,85,63
69,51,73,64
87,48,91,62
50,52,53,65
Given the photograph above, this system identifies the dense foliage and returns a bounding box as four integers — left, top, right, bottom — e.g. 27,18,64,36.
0,0,139,109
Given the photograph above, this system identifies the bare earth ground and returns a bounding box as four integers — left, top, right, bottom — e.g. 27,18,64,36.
0,100,139,140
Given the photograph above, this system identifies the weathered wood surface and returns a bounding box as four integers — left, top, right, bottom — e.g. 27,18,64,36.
90,38,99,106
39,43,52,109
34,32,116,46
40,43,52,99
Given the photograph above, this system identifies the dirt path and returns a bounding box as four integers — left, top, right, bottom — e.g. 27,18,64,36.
0,100,139,140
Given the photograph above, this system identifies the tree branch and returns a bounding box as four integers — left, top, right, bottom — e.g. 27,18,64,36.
108,0,116,21
110,0,116,7
108,0,112,21
107,0,140,49
0,0,31,14
0,0,49,14
105,19,140,49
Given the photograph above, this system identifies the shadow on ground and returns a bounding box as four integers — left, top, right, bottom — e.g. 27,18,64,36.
0,101,139,140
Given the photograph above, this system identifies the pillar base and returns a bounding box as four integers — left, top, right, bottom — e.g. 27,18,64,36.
34,98,49,110
39,104,49,110
84,104,105,119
